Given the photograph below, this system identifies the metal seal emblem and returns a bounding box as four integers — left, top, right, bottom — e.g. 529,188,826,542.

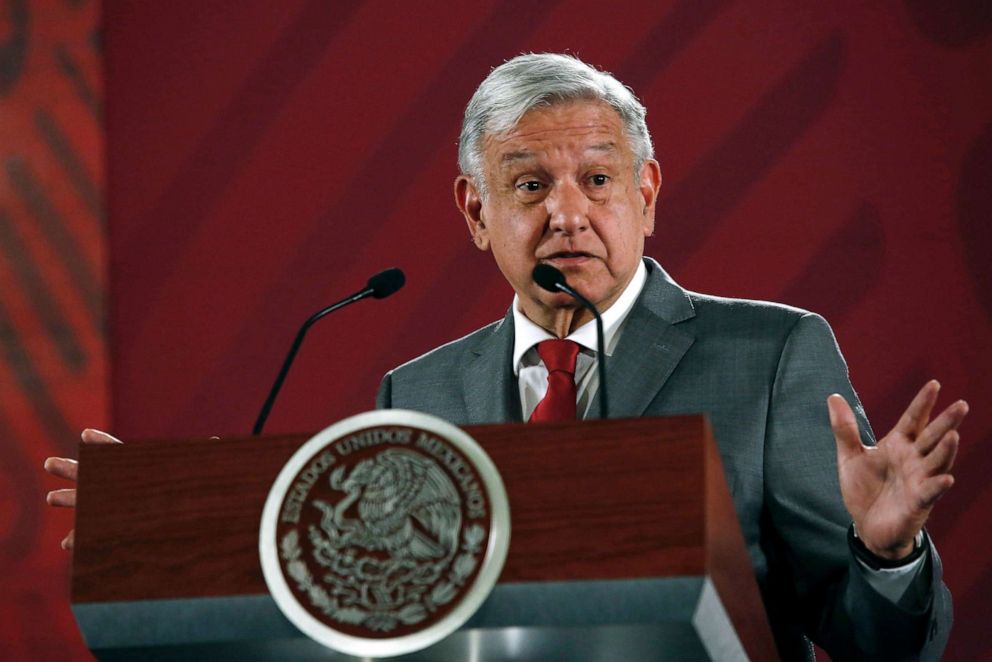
259,410,510,657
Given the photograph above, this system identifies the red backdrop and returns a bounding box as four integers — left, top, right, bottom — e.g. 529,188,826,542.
10,0,992,659
1,0,106,659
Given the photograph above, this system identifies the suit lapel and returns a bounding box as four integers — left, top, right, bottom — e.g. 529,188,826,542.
587,259,696,419
461,311,522,424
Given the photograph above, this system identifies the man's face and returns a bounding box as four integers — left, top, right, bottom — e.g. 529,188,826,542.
456,100,661,327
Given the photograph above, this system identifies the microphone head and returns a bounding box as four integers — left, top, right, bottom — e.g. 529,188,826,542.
532,263,566,293
368,268,406,299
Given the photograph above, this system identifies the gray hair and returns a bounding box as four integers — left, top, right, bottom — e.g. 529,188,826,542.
458,53,654,197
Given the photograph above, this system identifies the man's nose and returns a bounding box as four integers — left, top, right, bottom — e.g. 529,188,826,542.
547,182,589,233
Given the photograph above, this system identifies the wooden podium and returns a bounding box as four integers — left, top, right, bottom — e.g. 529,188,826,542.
71,415,778,661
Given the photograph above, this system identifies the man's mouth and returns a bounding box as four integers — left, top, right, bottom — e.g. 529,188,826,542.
543,251,594,264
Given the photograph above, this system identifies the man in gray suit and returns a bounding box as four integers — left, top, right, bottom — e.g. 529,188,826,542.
46,52,967,660
376,53,967,660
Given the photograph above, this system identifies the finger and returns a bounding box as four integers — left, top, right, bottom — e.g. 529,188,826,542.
81,428,124,445
43,457,78,481
61,529,75,551
918,474,954,508
922,430,959,475
47,488,77,508
893,380,940,438
915,400,969,455
828,394,864,461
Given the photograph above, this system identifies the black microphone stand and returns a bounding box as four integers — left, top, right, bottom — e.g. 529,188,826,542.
532,264,610,419
252,268,404,436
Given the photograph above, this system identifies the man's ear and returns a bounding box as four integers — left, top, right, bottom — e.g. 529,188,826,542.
638,159,662,237
455,175,490,250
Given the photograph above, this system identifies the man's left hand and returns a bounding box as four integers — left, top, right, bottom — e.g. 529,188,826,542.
828,380,968,560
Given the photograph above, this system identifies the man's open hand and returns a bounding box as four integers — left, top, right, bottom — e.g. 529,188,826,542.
44,429,123,550
829,380,968,559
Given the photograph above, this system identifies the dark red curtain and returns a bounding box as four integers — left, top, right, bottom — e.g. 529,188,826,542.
1,0,105,659
5,1,990,659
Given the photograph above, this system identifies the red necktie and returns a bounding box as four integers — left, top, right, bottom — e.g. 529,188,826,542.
529,339,580,422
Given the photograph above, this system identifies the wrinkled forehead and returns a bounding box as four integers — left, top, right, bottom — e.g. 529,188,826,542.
481,100,633,166
497,141,621,167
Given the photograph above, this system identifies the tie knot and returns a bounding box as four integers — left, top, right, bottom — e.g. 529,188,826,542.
537,339,580,375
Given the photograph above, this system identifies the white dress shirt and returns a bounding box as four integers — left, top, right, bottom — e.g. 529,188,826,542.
509,259,926,602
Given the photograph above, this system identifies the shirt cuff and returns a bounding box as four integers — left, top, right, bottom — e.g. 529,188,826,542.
850,526,929,604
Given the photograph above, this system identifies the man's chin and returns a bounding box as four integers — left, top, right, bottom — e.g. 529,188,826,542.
538,284,613,314
539,290,582,309
521,264,616,311
556,273,611,305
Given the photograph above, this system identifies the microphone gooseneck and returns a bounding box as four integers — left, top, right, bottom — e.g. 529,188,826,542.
252,267,406,436
532,264,610,419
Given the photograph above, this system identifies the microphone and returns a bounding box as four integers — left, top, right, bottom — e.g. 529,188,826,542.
532,264,609,419
252,267,406,435
367,268,405,299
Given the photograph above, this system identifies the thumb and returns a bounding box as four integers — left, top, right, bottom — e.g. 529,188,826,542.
828,394,864,462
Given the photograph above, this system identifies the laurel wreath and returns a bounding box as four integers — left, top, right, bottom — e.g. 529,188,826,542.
280,523,486,633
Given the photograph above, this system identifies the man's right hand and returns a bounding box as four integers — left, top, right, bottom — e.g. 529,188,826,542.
44,428,123,550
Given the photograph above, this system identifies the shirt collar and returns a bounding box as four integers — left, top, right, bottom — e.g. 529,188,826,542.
512,260,648,374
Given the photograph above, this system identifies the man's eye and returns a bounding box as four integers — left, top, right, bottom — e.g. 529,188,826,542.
517,181,543,192
589,174,610,186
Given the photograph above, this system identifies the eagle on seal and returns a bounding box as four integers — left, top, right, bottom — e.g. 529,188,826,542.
315,449,461,561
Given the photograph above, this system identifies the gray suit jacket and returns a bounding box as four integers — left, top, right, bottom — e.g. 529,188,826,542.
377,258,951,660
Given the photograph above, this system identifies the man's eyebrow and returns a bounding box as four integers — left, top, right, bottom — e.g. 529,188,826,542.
500,150,535,165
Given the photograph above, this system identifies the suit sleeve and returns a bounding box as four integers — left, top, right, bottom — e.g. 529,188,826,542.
762,313,951,661
376,371,393,410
